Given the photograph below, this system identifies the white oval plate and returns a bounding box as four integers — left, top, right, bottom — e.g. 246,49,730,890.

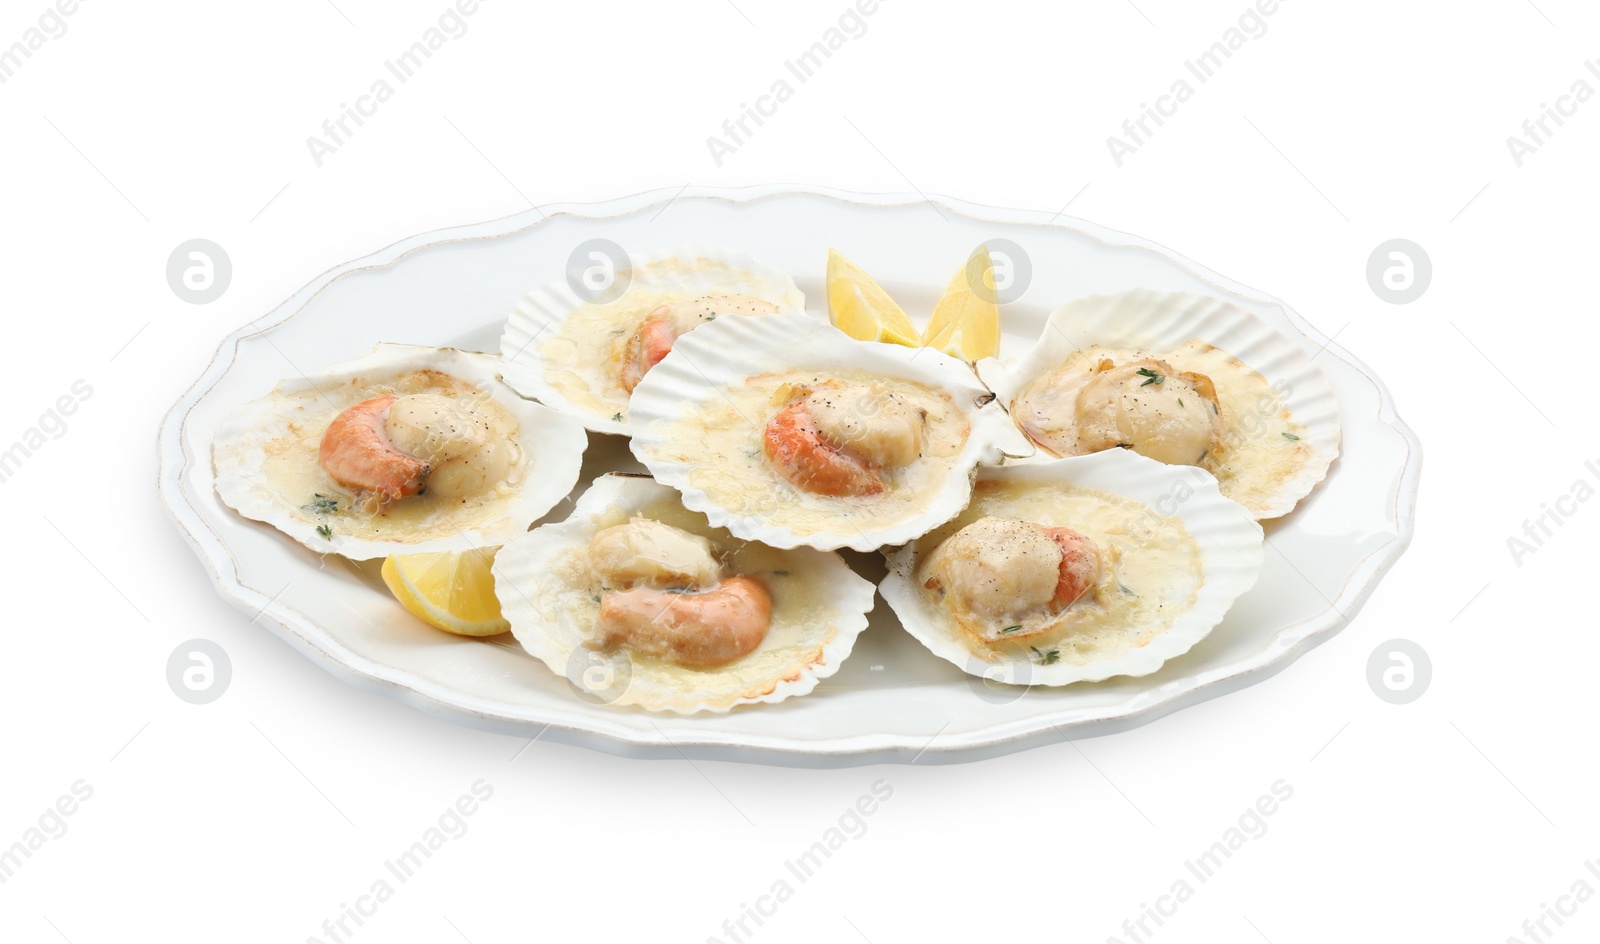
157,185,1421,766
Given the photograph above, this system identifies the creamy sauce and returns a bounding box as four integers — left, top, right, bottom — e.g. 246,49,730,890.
538,291,669,421
536,497,842,706
1013,341,1311,513
1166,340,1312,514
538,256,802,421
645,369,971,538
256,370,527,543
915,478,1203,666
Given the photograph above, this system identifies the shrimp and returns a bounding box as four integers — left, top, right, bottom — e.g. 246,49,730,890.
762,383,927,497
318,395,429,503
619,294,781,392
595,576,772,667
1041,526,1101,610
763,400,885,497
620,312,677,393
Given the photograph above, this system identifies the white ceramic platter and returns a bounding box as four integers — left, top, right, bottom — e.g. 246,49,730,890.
158,185,1421,766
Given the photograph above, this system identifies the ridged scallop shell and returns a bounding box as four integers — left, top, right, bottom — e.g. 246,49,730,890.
499,243,808,435
880,450,1264,686
212,343,587,560
493,474,876,714
627,313,1020,552
978,290,1341,519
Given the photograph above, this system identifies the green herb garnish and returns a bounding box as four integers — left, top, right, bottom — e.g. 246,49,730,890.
1282,432,1301,441
999,625,1023,635
304,494,338,514
1030,646,1061,665
1119,583,1135,596
316,524,332,539
1177,398,1184,408
1136,367,1164,387
611,413,623,423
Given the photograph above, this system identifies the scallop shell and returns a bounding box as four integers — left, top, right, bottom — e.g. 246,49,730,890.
212,343,587,560
881,450,1263,686
627,312,1021,552
978,290,1341,519
493,474,876,714
499,243,808,435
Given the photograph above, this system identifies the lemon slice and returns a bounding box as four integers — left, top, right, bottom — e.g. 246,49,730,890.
826,249,920,347
381,548,509,637
921,245,1001,361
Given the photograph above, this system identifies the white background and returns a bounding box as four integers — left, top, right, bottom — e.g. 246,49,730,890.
1,0,1591,941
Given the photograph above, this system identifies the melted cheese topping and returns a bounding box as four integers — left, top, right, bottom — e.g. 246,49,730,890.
255,370,526,543
644,369,971,538
915,478,1203,666
1013,340,1311,514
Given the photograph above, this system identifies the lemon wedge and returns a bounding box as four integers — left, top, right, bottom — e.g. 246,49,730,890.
381,548,509,637
826,249,920,347
921,245,1001,361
